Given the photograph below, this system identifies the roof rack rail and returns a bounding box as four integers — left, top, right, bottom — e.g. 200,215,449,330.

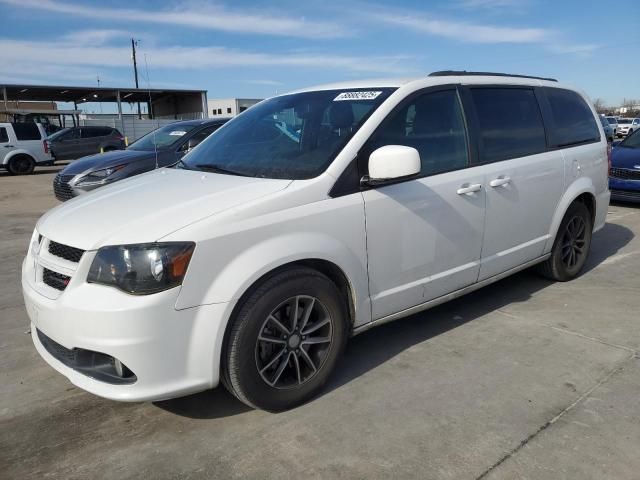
428,70,558,82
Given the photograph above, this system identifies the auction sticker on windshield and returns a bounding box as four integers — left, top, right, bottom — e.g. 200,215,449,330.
169,131,187,136
334,91,382,101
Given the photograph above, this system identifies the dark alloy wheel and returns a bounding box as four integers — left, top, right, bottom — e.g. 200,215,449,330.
560,215,587,270
223,267,348,411
8,155,35,175
537,201,592,281
255,295,333,389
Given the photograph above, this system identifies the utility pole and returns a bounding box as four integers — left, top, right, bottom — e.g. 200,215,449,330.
131,38,141,119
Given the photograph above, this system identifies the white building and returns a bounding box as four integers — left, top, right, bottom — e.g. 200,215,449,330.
207,98,262,118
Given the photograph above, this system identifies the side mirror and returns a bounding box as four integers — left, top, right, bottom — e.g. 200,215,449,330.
364,145,421,186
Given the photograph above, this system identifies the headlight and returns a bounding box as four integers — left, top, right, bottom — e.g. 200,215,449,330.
76,164,126,186
87,242,195,295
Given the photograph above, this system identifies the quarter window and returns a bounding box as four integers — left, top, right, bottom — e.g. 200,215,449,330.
11,122,41,141
545,88,599,147
367,89,469,176
470,88,546,163
0,127,8,143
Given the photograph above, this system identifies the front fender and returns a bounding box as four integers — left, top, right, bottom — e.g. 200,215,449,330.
172,193,370,326
190,232,367,314
543,176,596,253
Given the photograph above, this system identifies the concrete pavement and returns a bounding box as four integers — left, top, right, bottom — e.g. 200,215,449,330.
1,166,639,479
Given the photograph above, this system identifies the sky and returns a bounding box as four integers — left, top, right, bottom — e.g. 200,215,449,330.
0,0,639,111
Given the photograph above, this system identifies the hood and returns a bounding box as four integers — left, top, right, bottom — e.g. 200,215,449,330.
60,149,157,174
611,146,640,169
38,168,291,250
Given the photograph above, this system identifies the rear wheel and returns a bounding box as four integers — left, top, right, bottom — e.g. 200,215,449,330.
537,201,592,281
222,267,348,411
7,155,35,175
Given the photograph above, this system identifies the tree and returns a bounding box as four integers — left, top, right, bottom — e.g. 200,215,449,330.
592,98,607,114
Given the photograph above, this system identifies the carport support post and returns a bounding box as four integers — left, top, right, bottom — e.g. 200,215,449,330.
116,90,124,133
201,92,208,119
2,87,7,112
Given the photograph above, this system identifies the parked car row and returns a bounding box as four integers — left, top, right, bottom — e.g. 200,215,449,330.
603,115,640,139
23,72,611,411
52,119,228,200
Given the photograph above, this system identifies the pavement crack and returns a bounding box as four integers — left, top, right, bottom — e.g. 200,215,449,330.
475,355,634,480
546,324,637,355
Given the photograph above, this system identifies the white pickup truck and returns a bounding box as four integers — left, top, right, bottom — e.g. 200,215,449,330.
0,122,54,174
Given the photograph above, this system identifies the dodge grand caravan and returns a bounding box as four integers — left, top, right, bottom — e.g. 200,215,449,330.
23,72,610,411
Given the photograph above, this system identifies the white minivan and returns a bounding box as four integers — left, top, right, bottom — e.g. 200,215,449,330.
23,72,610,411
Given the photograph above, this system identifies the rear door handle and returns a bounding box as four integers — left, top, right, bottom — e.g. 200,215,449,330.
489,176,511,188
4,145,14,148
457,183,482,195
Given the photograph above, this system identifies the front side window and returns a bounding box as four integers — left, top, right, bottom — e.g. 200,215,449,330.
365,89,469,176
181,88,395,179
470,88,546,163
546,88,600,147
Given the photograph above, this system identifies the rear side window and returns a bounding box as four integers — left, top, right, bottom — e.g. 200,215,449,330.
367,89,469,176
11,122,41,141
0,127,8,143
470,88,546,163
82,127,110,138
545,88,599,147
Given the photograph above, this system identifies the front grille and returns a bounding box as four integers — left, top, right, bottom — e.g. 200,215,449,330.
48,240,84,263
53,174,75,201
610,168,640,180
43,268,70,291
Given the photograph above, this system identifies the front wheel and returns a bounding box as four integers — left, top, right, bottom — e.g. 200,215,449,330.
537,201,592,281
222,267,348,411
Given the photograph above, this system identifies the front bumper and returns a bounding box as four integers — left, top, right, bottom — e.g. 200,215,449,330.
22,249,231,402
609,177,640,203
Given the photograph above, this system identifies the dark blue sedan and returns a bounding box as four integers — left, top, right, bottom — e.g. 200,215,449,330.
610,129,640,203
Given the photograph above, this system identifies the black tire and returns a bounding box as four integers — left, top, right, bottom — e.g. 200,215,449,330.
222,267,348,411
7,155,35,175
537,201,592,281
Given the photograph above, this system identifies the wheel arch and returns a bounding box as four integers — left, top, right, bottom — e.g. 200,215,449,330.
544,178,597,253
2,149,36,166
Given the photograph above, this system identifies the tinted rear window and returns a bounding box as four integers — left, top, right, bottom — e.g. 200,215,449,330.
82,127,113,138
470,88,547,163
11,122,41,141
546,88,599,147
0,127,8,143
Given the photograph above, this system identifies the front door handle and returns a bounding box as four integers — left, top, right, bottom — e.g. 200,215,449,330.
457,183,482,195
489,176,511,188
4,145,14,148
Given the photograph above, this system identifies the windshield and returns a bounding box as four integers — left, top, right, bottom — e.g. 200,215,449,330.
607,117,618,124
47,128,70,140
600,117,610,126
618,119,631,124
129,124,197,151
179,88,396,179
619,130,640,149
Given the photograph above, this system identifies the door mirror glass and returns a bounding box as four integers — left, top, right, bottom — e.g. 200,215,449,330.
368,145,421,183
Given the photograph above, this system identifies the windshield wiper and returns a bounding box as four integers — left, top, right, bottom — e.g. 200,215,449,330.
194,164,250,177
